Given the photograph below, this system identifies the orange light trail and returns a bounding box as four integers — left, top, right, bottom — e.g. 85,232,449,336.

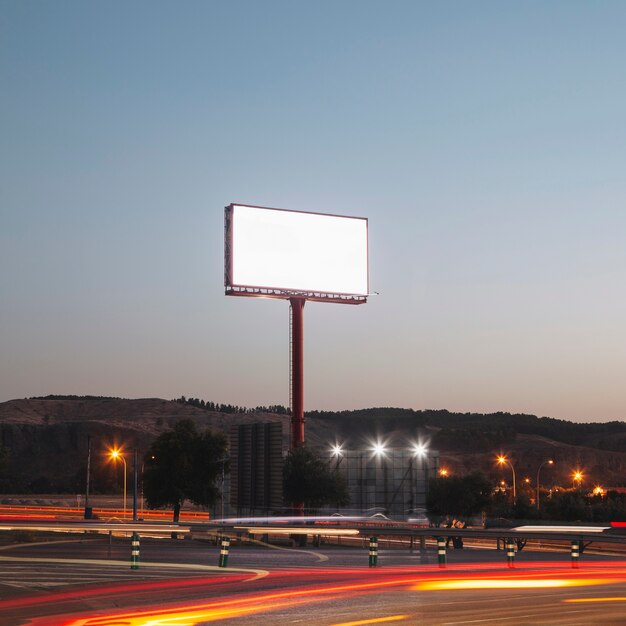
565,597,626,603
58,565,626,626
331,617,411,626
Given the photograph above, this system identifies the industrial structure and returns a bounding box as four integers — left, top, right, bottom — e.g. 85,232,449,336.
324,443,439,518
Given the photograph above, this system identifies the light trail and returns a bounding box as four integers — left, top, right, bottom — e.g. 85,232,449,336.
56,565,626,626
331,617,411,626
416,578,612,591
236,526,359,536
564,597,626,603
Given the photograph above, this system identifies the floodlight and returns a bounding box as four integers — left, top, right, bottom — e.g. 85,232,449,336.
372,442,386,457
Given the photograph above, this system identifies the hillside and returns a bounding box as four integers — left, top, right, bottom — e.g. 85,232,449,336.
1,397,626,493
0,397,290,493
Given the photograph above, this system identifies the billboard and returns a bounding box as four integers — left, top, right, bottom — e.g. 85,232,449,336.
225,203,368,303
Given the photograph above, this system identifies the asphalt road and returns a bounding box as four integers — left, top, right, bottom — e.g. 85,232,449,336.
2,536,626,625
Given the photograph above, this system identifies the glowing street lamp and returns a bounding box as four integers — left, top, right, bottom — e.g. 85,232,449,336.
439,468,449,477
110,448,127,519
536,459,554,510
572,470,584,488
497,455,516,505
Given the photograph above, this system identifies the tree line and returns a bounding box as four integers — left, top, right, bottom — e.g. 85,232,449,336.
427,472,626,524
306,407,626,452
175,396,290,415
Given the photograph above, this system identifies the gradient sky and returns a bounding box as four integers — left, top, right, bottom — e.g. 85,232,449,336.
2,1,626,422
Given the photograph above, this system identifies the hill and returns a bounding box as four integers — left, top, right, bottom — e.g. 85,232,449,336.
1,397,626,493
0,396,289,493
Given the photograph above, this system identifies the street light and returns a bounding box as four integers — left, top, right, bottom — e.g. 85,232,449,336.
497,455,516,505
330,443,345,472
572,470,584,488
110,448,127,519
536,459,554,510
141,455,155,518
372,441,386,457
439,468,449,477
413,442,427,457
371,441,388,512
412,442,429,513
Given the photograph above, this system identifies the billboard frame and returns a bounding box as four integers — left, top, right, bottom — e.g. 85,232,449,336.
224,203,368,305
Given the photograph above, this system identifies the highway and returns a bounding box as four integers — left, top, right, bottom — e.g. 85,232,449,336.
2,532,626,625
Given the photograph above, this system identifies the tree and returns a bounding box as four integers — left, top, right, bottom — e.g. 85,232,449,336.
283,447,349,511
426,472,492,524
542,489,592,522
143,419,227,521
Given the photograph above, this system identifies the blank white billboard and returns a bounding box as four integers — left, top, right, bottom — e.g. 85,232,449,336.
225,204,368,302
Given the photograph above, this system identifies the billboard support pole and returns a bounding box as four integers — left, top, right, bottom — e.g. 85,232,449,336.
290,297,305,449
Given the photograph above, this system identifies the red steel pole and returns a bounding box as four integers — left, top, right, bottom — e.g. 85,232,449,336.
290,297,305,449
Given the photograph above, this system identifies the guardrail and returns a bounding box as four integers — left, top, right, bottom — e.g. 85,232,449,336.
3,517,626,552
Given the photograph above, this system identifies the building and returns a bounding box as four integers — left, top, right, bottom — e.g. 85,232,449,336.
229,422,284,516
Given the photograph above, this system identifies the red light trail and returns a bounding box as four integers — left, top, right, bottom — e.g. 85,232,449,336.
12,562,625,626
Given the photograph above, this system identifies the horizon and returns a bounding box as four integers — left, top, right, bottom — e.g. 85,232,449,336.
2,3,626,423
4,394,626,427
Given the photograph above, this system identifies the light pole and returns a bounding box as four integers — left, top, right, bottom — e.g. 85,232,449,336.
110,449,127,519
497,455,516,505
141,455,155,518
536,459,554,510
572,470,584,489
330,443,344,470
372,441,388,513
84,435,92,519
215,457,229,520
413,443,429,511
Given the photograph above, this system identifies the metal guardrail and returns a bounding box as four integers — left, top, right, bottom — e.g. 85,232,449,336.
3,518,626,549
192,521,626,548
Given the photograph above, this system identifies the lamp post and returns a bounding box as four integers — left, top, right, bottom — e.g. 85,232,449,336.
372,441,388,513
133,448,139,521
497,455,516,505
331,443,344,470
140,454,156,518
110,449,127,519
413,443,429,510
84,435,92,519
572,470,584,489
214,456,229,520
536,459,554,510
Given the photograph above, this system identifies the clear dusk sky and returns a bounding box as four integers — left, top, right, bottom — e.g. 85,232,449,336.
2,1,625,422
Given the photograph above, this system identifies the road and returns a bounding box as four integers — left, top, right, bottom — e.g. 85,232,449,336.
2,535,626,625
